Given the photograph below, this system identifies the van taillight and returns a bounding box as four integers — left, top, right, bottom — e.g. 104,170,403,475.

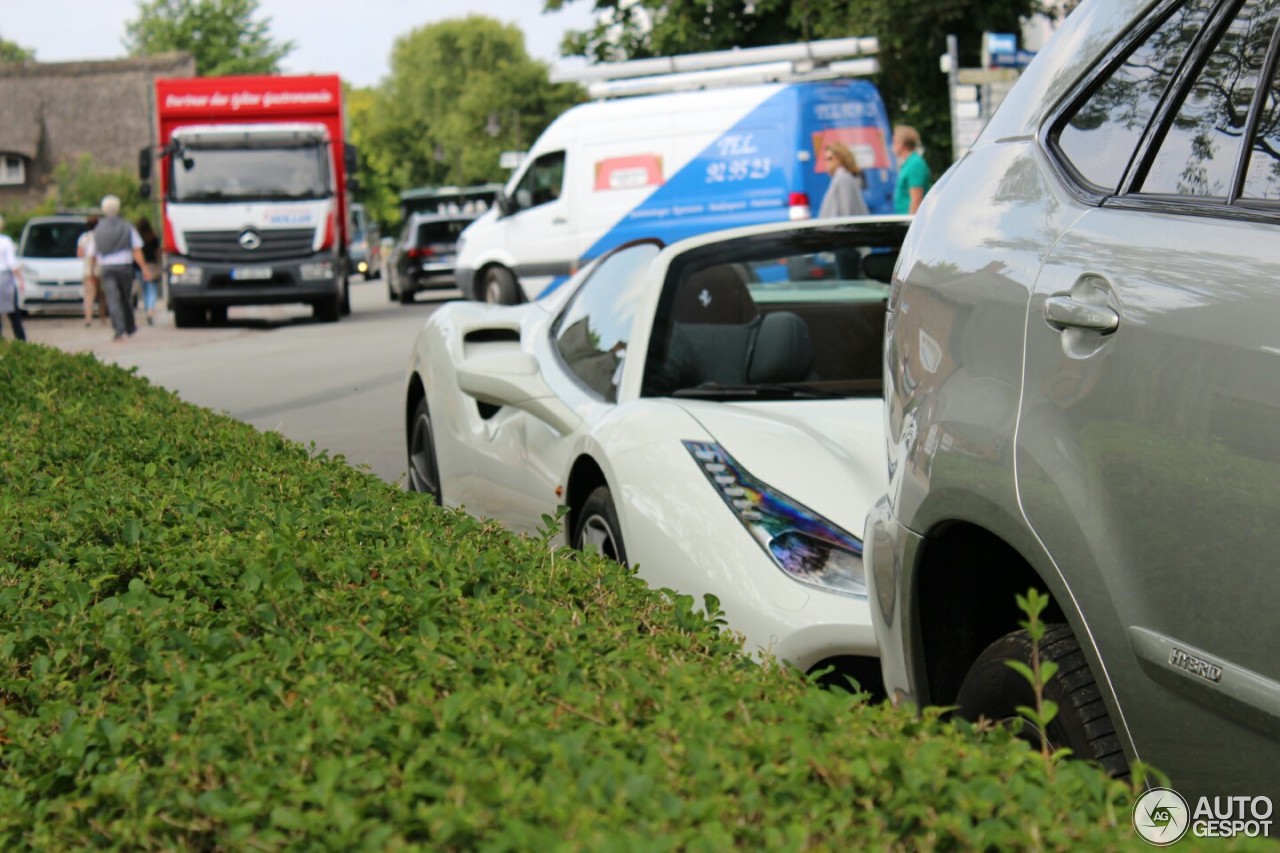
407,247,435,259
789,192,812,221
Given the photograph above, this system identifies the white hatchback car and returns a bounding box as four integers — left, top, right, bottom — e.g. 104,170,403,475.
405,218,911,691
17,214,89,314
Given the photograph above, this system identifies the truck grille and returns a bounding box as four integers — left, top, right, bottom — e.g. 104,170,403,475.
184,228,316,263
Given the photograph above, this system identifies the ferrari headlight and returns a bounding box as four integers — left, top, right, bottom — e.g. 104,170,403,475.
684,440,866,597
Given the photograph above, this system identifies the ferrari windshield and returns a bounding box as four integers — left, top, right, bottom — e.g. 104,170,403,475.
170,144,330,202
643,223,906,400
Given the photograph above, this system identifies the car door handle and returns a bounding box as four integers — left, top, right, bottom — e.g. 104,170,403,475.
1043,295,1119,334
551,217,568,225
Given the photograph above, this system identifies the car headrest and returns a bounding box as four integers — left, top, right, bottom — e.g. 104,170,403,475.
747,311,814,384
672,264,759,325
860,250,898,284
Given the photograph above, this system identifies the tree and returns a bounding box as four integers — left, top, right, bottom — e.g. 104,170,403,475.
371,16,582,193
546,0,1044,169
0,35,35,64
123,0,293,76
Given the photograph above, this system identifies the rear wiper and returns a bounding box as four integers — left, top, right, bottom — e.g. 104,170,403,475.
671,384,842,400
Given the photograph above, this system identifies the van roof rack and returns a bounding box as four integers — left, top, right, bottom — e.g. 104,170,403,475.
551,37,879,99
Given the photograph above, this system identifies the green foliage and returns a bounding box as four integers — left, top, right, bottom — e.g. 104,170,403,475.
123,0,293,76
371,16,583,192
0,155,154,239
343,86,400,230
548,0,1042,169
0,34,35,64
1008,589,1063,763
0,343,1167,848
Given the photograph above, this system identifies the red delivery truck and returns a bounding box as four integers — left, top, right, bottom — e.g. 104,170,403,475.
141,74,358,325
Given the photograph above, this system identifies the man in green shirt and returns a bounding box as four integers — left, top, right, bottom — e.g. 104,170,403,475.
893,125,932,215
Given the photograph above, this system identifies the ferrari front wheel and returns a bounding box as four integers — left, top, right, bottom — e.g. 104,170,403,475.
573,486,627,565
407,397,441,502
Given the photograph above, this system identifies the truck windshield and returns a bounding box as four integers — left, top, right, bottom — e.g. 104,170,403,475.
170,145,330,202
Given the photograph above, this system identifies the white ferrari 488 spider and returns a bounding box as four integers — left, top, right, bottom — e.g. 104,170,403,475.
404,217,909,691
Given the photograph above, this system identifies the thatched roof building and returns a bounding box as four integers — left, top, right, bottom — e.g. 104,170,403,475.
0,52,195,209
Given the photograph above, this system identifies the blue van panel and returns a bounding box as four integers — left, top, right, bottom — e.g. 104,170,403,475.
557,80,894,299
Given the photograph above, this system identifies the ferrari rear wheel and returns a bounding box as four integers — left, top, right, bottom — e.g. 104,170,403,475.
407,397,442,502
573,486,627,565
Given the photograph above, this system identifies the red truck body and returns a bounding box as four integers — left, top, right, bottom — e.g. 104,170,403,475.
150,74,354,324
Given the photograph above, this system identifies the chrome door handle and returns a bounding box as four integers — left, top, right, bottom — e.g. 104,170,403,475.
1043,295,1119,334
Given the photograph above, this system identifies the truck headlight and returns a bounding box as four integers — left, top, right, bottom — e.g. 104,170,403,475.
169,263,203,285
684,440,866,597
300,262,333,280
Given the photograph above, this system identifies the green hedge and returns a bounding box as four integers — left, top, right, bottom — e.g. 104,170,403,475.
0,342,1190,850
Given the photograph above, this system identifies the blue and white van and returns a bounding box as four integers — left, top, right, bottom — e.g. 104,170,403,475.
456,73,896,304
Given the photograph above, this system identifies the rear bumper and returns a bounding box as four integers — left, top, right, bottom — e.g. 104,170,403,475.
864,496,926,708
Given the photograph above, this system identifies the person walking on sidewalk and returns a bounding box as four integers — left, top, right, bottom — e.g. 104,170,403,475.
0,215,28,341
93,196,146,341
77,215,109,327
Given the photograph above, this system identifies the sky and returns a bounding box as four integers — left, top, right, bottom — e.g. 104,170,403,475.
1,0,596,87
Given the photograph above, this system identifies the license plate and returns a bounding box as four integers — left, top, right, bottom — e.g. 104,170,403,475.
230,266,272,281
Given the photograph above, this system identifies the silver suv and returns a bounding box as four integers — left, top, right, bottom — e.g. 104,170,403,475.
866,0,1280,799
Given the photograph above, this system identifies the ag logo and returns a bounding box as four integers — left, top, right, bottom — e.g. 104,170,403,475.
1134,787,1190,846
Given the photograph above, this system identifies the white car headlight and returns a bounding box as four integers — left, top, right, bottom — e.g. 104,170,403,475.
685,440,866,597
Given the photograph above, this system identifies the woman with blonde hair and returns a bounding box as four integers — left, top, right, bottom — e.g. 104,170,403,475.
818,141,869,218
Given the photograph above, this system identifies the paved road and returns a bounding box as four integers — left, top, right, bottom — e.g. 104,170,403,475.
21,277,459,487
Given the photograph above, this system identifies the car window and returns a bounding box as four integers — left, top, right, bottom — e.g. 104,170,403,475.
415,219,469,246
20,221,85,258
642,229,901,400
514,151,565,210
552,241,659,402
1054,0,1215,192
1142,0,1280,197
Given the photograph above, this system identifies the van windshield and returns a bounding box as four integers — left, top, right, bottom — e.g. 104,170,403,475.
20,222,85,259
171,144,330,202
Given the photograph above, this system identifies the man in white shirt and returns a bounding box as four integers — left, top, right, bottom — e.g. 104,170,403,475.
93,195,146,340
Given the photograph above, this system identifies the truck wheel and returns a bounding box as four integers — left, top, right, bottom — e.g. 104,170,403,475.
483,266,517,305
208,306,228,325
955,624,1129,778
173,305,204,328
314,295,341,323
340,278,352,316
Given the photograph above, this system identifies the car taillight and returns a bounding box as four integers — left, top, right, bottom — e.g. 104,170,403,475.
789,192,812,221
407,247,435,259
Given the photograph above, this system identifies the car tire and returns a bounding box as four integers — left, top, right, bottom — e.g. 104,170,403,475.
340,278,352,316
173,304,204,328
572,485,628,565
208,305,228,325
398,283,415,305
314,295,341,323
406,396,441,502
387,277,396,302
955,624,1129,778
483,266,517,305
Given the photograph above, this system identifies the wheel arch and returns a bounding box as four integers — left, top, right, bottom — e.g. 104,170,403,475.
565,454,609,542
405,371,426,445
914,520,1068,707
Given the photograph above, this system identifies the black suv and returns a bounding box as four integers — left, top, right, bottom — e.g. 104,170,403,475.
385,213,472,305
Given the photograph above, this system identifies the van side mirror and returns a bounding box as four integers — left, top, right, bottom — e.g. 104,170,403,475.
495,189,515,217
138,146,152,181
